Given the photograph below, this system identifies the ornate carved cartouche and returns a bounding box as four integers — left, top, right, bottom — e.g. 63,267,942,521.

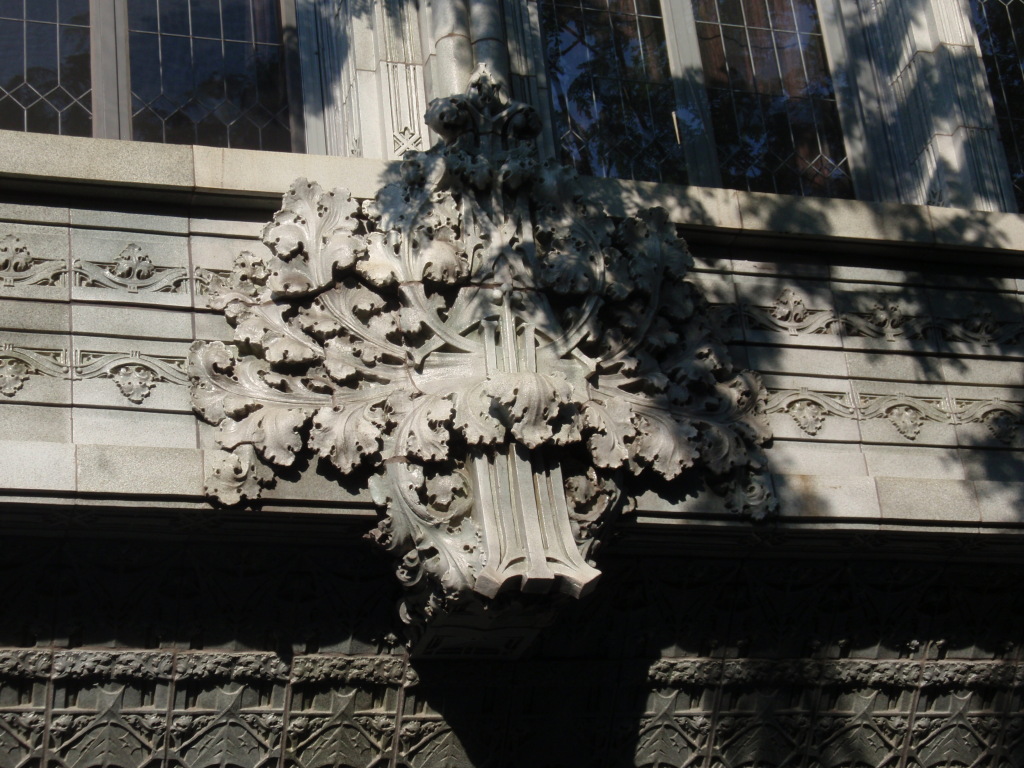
188,67,774,646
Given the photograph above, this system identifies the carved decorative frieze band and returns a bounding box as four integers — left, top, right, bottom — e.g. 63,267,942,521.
0,647,1020,768
0,344,187,403
73,244,190,294
738,287,1024,347
648,657,1024,690
0,344,71,396
0,234,66,288
77,351,189,404
766,387,1024,442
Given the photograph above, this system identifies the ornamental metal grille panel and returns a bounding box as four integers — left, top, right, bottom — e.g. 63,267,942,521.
0,0,92,136
692,0,854,197
970,0,1024,212
127,0,292,150
538,0,689,184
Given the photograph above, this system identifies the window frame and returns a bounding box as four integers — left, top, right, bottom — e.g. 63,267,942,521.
529,0,870,198
86,0,307,152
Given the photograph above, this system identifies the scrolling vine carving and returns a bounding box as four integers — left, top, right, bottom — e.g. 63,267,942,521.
188,67,774,629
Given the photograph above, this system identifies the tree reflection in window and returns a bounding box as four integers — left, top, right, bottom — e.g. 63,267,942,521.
127,0,291,151
970,0,1024,212
693,0,852,197
0,0,92,137
539,0,689,184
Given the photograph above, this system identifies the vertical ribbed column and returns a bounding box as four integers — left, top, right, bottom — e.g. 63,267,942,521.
834,0,1016,210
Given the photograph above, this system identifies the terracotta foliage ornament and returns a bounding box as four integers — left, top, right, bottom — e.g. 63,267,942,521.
189,67,774,633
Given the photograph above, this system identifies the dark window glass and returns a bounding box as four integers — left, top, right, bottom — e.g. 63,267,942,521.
692,0,852,197
538,0,689,184
538,0,851,196
128,0,292,151
0,0,91,136
969,0,1024,212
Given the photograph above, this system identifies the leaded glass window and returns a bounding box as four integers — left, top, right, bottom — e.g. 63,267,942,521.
0,0,299,151
0,0,91,136
127,0,293,151
692,0,852,197
538,0,689,184
537,0,854,197
969,0,1024,212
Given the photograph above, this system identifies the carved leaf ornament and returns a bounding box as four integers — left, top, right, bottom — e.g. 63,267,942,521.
189,67,774,626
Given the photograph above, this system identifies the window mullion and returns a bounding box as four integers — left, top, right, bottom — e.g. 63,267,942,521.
89,0,131,139
662,0,723,187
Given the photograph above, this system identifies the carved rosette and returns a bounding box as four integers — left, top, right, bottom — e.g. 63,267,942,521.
188,67,774,629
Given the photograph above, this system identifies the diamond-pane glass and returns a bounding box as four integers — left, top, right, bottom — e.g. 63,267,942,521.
692,0,853,197
538,0,689,184
127,0,292,151
0,0,91,136
969,0,1024,212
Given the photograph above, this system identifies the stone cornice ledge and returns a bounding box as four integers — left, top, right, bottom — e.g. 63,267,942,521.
1,130,1022,254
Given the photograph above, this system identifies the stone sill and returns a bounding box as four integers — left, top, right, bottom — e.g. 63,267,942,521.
1,130,1023,256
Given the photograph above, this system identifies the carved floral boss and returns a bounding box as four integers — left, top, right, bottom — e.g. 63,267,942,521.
189,70,773,623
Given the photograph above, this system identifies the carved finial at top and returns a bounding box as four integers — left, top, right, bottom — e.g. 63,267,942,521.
188,70,775,654
425,64,541,147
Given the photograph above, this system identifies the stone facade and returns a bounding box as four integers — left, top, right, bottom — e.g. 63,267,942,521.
1,0,1024,765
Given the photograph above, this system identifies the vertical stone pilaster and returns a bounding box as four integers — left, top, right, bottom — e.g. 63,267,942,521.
831,0,1016,210
297,0,430,160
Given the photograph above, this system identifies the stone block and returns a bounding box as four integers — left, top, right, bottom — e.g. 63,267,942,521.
0,299,70,333
0,221,71,301
863,445,965,479
856,414,958,447
875,477,979,524
729,253,830,280
841,339,938,360
70,208,189,235
929,205,1024,251
193,312,233,342
831,281,931,318
0,130,195,190
0,439,75,490
192,145,390,202
70,228,190,307
190,234,271,272
0,403,71,442
763,441,867,476
843,351,946,386
70,336,191,411
582,178,743,231
772,474,881,521
189,217,266,239
940,357,1024,388
745,345,849,377
0,201,70,225
736,192,916,243
973,481,1024,525
925,287,1023,327
958,449,1024,482
72,408,197,449
70,228,188,268
0,332,72,404
687,274,737,306
954,420,1023,451
767,407,861,442
732,274,832,308
70,304,193,341
77,444,203,496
